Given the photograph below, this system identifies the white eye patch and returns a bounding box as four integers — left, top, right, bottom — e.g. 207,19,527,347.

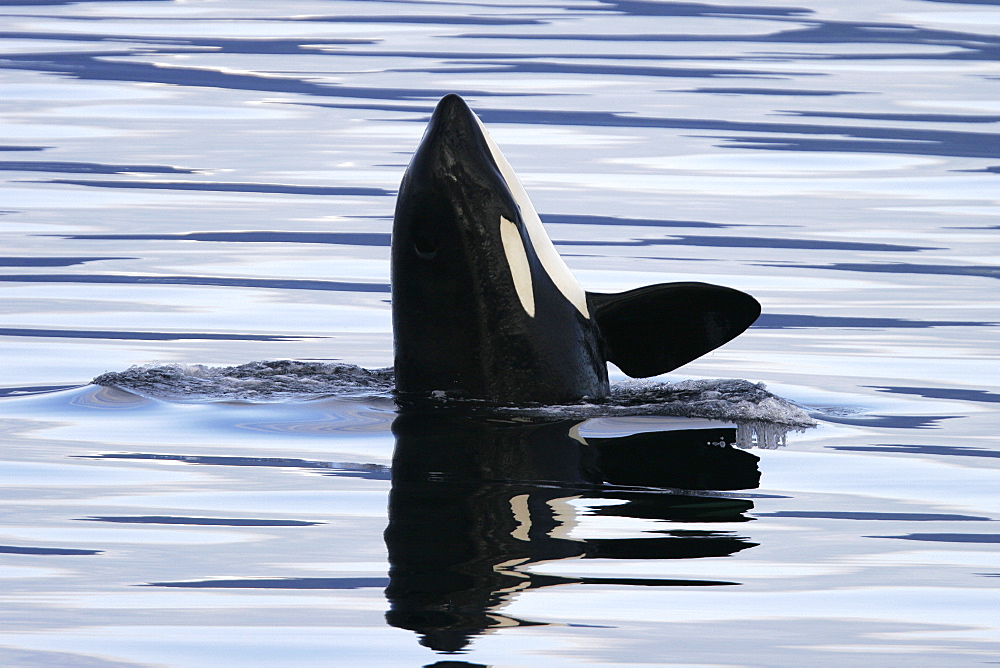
500,215,535,318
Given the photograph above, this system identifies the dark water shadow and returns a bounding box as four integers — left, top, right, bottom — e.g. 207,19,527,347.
0,384,84,398
868,386,1000,404
0,161,196,174
788,110,1000,124
869,533,1000,544
148,577,389,589
829,444,1000,460
5,0,170,5
298,15,546,26
554,235,936,253
0,274,390,293
415,60,797,79
542,213,731,229
79,516,323,527
758,511,992,521
754,314,998,329
0,256,132,267
0,328,309,342
29,179,391,197
382,411,762,653
80,452,391,480
580,1,810,18
766,262,1000,281
0,545,101,555
683,87,861,96
53,231,392,246
815,414,958,429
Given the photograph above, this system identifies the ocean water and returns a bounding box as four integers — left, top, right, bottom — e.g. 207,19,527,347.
1,0,998,665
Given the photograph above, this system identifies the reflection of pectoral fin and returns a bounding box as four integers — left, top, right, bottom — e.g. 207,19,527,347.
588,428,761,491
528,573,737,588
592,494,755,523
584,535,758,560
589,282,761,377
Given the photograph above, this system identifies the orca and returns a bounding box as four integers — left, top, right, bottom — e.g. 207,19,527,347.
391,94,760,404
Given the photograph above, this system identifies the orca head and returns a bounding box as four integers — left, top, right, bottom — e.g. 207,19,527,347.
391,94,608,404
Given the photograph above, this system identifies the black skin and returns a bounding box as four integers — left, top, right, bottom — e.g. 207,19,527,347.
391,94,607,404
391,94,761,405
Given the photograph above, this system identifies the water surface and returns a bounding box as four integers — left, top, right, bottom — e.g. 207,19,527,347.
1,0,998,665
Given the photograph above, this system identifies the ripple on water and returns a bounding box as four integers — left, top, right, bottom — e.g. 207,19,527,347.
91,360,815,428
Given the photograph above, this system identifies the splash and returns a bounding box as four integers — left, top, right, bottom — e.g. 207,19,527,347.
93,361,815,427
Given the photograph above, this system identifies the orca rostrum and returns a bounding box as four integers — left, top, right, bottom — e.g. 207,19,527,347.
391,94,760,404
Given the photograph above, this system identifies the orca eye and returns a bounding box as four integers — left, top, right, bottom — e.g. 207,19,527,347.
413,227,438,259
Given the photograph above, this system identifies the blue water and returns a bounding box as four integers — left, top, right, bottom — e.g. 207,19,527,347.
1,0,998,665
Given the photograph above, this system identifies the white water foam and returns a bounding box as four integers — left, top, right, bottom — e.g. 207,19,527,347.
93,361,815,430
92,360,395,402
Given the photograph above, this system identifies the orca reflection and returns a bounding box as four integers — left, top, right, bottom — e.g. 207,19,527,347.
384,412,762,653
391,94,760,404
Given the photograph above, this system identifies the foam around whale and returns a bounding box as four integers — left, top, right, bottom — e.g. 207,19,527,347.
93,361,815,429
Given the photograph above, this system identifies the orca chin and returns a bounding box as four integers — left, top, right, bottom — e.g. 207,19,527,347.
390,93,761,405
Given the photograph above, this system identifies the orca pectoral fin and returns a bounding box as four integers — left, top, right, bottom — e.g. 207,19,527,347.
588,282,761,378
